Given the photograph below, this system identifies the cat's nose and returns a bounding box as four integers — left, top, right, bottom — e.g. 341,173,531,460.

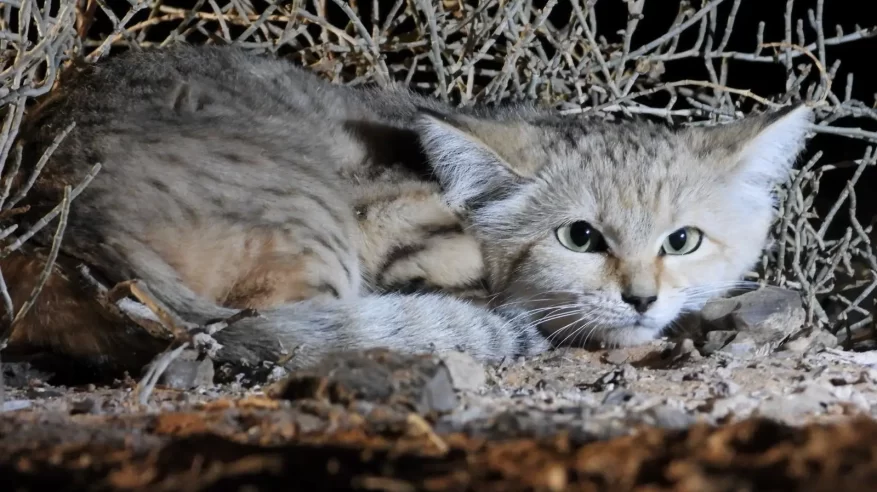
621,294,657,313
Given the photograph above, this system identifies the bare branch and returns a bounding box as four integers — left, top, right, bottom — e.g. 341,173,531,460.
10,185,70,327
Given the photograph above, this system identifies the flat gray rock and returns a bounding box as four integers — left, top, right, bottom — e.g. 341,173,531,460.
268,348,458,414
685,286,806,359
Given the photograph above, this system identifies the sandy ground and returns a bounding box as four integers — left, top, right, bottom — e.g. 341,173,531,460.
2,286,877,490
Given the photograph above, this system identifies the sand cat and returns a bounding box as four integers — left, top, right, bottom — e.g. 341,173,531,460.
5,45,812,371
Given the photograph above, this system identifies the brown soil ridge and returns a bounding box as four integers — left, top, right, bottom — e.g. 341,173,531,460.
2,401,877,492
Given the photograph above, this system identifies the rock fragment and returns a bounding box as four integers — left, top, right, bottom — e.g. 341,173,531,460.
70,398,99,415
699,330,737,355
782,329,839,353
755,384,836,421
602,388,636,406
703,286,803,331
717,333,760,358
159,350,215,390
0,400,32,412
670,338,702,361
644,405,697,430
711,380,740,398
439,351,487,392
580,364,637,392
267,348,458,414
689,287,806,359
604,350,630,365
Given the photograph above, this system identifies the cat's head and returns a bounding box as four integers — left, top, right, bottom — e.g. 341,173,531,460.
416,104,813,347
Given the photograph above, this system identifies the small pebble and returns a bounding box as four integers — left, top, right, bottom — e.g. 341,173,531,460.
711,380,740,398
70,398,99,415
646,405,696,430
605,350,629,365
701,331,737,355
440,351,487,392
671,339,702,360
602,388,636,405
1,400,32,412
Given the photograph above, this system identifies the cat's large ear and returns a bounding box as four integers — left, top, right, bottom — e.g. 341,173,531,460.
692,104,814,186
415,109,537,212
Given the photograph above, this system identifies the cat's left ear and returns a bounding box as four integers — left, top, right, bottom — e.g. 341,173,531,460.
691,104,814,185
415,109,538,212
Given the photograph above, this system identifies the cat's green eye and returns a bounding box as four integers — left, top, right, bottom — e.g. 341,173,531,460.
556,221,607,253
661,226,703,256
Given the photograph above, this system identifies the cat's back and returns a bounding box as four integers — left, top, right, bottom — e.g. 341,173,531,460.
15,46,383,288
21,45,445,193
33,45,352,126
28,45,443,142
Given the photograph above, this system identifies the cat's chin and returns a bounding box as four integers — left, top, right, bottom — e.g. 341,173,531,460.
594,325,661,348
539,322,662,349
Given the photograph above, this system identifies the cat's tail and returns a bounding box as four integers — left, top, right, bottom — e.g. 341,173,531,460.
210,292,550,368
123,253,549,369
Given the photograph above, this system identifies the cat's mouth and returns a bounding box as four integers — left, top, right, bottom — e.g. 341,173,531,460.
631,313,667,329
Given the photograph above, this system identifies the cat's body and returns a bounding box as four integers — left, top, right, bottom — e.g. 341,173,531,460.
6,45,812,371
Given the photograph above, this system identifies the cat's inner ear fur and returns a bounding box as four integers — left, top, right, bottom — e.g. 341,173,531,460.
692,104,814,186
415,109,539,212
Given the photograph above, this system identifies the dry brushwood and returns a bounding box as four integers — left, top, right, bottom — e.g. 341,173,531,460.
0,0,875,388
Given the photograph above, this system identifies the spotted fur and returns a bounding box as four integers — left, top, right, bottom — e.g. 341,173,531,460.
10,45,812,369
